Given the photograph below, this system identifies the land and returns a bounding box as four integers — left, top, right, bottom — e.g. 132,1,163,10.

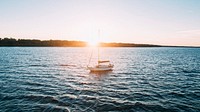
0,38,86,47
0,38,161,47
0,37,197,47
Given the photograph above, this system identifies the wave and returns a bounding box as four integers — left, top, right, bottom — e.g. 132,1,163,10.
29,64,48,67
60,64,76,67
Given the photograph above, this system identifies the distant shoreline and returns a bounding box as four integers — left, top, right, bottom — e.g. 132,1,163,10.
0,38,199,48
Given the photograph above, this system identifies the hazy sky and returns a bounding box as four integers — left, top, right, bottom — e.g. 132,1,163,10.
1,0,200,46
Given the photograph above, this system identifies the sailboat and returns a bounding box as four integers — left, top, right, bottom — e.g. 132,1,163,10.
87,31,114,72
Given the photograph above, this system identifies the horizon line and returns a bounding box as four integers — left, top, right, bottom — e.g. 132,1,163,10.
0,37,200,48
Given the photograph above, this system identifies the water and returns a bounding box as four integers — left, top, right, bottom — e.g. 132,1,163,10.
0,47,200,112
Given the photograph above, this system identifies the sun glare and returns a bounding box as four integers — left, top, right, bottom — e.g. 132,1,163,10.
87,40,99,47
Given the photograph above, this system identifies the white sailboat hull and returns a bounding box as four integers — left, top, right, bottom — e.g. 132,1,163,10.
87,65,114,72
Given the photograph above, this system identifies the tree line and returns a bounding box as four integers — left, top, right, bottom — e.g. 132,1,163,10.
0,38,87,47
0,38,161,47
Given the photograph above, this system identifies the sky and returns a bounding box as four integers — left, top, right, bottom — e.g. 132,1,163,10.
0,0,200,46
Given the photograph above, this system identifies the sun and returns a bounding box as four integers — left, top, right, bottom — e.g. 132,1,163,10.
87,40,99,47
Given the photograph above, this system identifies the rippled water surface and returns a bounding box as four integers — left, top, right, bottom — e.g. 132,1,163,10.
0,47,200,112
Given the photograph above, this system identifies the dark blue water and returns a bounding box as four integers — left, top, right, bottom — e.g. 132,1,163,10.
0,47,200,112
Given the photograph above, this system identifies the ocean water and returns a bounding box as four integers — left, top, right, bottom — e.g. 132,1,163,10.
0,47,200,112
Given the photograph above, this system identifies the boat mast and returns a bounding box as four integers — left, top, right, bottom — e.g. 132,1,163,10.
98,29,100,65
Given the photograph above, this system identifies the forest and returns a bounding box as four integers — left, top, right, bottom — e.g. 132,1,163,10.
0,38,162,47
